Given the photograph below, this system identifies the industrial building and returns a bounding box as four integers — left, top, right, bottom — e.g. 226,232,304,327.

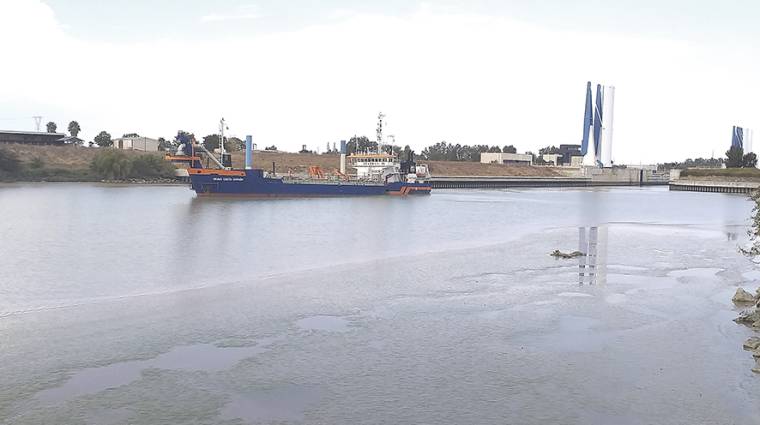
0,130,67,145
540,145,583,166
112,135,159,151
557,144,582,165
480,152,533,166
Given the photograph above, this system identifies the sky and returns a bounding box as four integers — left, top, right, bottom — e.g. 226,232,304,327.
0,0,758,164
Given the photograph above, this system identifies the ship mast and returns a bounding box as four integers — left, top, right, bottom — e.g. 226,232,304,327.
219,117,227,168
376,112,385,155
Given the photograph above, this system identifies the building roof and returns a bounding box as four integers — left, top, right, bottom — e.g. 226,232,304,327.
0,129,65,137
113,136,158,141
59,136,84,144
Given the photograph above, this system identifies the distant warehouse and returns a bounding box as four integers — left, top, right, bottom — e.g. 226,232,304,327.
112,135,159,151
481,152,533,166
0,130,67,145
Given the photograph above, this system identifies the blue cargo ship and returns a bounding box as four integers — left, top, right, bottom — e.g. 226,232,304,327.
187,167,431,197
177,116,432,198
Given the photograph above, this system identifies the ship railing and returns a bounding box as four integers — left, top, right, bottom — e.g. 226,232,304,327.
280,177,384,186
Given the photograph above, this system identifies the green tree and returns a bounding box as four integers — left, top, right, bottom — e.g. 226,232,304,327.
265,145,278,151
346,136,376,154
726,145,744,168
158,137,174,151
46,122,57,133
128,155,175,178
743,152,758,168
539,145,560,155
90,150,175,180
68,121,81,137
401,145,413,162
420,142,496,162
420,141,449,160
122,133,140,138
225,137,244,152
502,145,517,154
203,134,221,151
658,157,724,170
94,131,112,147
91,150,131,179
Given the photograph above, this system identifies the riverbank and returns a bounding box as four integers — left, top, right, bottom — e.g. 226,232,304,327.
0,144,665,187
669,168,760,194
0,144,570,182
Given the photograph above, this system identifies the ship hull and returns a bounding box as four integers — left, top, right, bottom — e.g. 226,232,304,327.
188,169,431,197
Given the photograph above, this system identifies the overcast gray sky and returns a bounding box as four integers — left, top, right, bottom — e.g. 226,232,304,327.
1,0,758,163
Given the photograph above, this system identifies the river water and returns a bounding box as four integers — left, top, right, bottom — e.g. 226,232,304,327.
1,183,759,424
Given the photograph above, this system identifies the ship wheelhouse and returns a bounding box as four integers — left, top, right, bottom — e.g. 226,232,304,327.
348,152,399,180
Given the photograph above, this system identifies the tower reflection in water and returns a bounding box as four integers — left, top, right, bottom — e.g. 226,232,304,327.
578,226,607,285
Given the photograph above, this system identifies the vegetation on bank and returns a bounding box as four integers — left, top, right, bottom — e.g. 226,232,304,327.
0,146,176,182
741,190,760,259
90,150,176,180
680,168,760,178
0,148,94,181
725,145,758,168
658,157,724,170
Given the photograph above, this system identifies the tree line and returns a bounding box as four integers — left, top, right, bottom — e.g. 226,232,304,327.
658,157,725,170
659,148,757,170
419,141,518,162
725,145,757,168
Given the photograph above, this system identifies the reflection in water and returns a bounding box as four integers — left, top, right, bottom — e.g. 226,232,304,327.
578,226,607,285
727,232,738,241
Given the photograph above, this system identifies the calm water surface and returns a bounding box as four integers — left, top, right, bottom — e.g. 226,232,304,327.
1,183,759,424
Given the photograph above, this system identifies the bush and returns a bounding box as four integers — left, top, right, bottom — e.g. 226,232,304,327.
128,155,175,179
0,148,21,174
91,150,176,180
91,149,132,179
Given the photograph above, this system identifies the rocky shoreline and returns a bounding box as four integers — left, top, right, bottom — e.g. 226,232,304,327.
732,287,760,373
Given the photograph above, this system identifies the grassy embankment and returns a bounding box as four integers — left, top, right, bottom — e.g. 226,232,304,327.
0,144,175,182
680,168,760,182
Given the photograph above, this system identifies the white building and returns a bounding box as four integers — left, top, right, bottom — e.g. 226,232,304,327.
480,152,533,166
541,154,562,165
113,136,159,151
